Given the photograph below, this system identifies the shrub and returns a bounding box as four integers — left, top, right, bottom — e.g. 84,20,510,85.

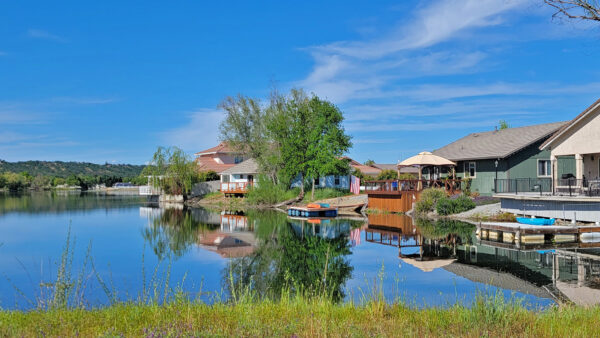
435,197,455,216
415,188,446,214
452,195,476,214
376,169,398,180
246,176,299,205
436,195,476,215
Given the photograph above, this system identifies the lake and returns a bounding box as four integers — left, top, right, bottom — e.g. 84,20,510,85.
1,191,598,310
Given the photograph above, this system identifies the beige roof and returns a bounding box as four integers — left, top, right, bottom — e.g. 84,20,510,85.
399,152,456,167
373,163,397,171
220,158,259,175
433,122,567,161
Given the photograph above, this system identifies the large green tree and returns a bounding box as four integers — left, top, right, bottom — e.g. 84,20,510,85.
219,89,352,199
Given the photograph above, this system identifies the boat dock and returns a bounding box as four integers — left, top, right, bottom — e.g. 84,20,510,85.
477,222,600,249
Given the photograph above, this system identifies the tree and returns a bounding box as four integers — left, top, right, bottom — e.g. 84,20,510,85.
364,159,375,166
498,120,510,130
376,169,398,180
219,89,352,200
544,0,600,22
146,147,200,195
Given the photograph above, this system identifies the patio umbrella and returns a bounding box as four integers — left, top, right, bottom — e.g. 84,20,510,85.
400,257,456,272
398,152,456,188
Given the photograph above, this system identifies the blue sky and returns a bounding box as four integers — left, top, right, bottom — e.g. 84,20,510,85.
2,0,600,164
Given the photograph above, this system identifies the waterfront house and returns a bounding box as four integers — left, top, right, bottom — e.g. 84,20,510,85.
219,158,258,195
432,122,572,196
540,98,600,192
194,142,248,174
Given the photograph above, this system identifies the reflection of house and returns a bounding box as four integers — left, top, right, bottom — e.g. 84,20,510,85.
219,159,258,195
433,122,572,195
220,212,252,232
197,231,257,258
195,142,248,174
288,217,354,239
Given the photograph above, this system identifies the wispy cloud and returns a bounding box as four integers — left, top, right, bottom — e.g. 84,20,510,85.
27,29,68,43
160,109,224,153
51,97,119,105
297,0,529,103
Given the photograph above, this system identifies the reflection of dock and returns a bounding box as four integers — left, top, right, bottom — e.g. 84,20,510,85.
220,212,252,232
197,231,256,258
476,222,600,249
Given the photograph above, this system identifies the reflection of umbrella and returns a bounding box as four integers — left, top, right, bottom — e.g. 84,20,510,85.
400,257,456,272
398,152,456,186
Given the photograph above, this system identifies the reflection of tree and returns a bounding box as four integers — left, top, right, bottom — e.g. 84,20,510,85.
141,208,218,260
225,211,353,302
415,218,475,244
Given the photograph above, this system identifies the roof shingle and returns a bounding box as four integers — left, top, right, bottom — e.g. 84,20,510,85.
433,121,567,161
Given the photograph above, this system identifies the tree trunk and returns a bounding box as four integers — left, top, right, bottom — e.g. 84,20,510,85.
311,177,315,201
300,174,305,196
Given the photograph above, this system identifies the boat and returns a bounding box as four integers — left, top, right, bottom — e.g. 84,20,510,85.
516,217,555,226
287,204,338,218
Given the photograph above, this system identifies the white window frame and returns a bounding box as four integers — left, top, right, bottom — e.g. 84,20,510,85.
464,161,476,178
537,159,551,177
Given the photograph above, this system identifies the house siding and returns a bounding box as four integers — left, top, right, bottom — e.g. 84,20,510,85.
454,140,575,196
290,175,350,190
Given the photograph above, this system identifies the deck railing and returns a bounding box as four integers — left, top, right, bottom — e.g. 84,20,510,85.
494,178,600,196
364,179,462,195
221,182,253,194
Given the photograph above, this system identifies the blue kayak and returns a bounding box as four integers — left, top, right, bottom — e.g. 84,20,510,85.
516,217,555,226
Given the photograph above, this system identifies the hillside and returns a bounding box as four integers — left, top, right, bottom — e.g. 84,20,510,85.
0,160,145,178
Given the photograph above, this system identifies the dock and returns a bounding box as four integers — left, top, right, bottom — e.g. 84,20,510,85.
287,206,338,218
477,222,600,249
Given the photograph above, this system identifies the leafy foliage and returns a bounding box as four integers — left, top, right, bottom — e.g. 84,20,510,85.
146,147,200,195
245,175,300,205
414,188,446,214
375,169,398,180
0,161,144,178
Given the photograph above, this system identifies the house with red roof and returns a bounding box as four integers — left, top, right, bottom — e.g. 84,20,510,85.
194,142,248,174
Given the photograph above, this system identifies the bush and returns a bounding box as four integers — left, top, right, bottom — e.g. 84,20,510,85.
415,188,446,213
376,169,397,180
246,176,299,205
435,197,455,216
452,195,476,214
303,188,350,202
436,195,476,216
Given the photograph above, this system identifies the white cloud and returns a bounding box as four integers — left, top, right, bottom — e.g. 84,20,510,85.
160,109,224,153
51,97,119,105
27,29,67,43
297,0,531,104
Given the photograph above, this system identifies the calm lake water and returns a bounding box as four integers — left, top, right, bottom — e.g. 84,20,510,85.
1,192,598,310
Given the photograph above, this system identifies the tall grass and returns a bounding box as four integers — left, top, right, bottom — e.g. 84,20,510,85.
303,188,352,202
2,225,600,336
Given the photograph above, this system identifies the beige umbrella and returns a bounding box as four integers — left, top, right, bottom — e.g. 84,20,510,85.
398,152,456,189
400,257,456,272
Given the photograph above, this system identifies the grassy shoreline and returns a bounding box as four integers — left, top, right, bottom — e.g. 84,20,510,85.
1,298,598,337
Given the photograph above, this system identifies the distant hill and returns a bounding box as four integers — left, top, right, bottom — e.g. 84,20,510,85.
0,160,145,178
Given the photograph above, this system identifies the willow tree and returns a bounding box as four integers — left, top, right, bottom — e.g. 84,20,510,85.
147,146,199,195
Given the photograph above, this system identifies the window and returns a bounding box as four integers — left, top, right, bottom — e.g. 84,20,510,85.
538,160,551,177
335,176,340,186
464,162,476,178
234,156,244,164
315,177,320,186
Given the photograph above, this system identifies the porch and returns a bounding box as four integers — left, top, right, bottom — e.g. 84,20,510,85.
220,182,253,195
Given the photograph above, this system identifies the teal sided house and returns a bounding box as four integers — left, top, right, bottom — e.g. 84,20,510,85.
432,122,575,196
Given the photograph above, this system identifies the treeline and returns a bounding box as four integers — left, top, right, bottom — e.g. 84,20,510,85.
0,171,147,191
0,160,145,178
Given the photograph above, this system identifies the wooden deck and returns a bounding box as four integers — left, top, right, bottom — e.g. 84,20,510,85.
221,182,252,195
364,179,462,213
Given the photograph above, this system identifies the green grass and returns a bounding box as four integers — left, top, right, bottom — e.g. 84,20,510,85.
1,297,598,337
303,188,352,203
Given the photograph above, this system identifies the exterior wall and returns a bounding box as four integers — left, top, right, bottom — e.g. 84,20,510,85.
550,109,600,156
456,159,508,196
213,154,247,164
290,175,350,190
582,153,600,180
557,156,576,178
455,141,575,196
500,197,600,223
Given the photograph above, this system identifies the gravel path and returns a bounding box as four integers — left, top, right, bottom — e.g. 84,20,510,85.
452,202,501,218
